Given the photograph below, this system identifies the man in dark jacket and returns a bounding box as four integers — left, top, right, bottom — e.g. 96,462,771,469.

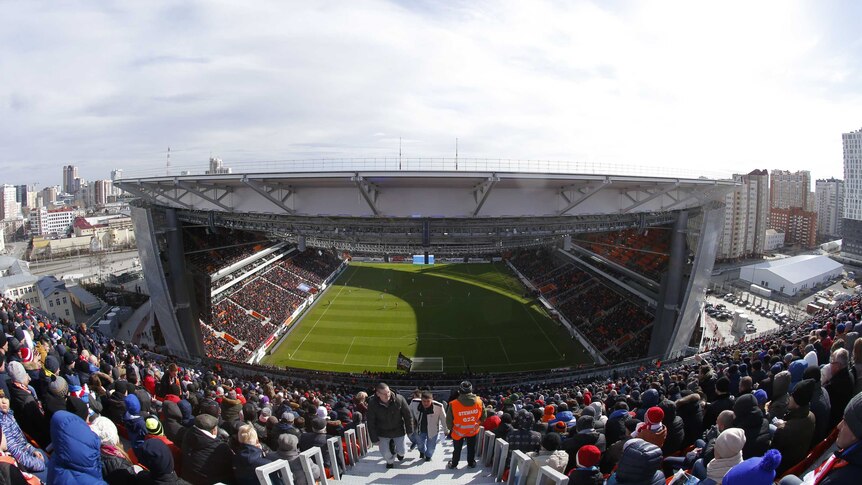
772,378,816,475
161,400,189,449
180,414,234,485
298,418,331,469
803,365,831,447
134,439,183,485
562,415,607,474
731,394,771,459
658,399,685,456
703,377,734,431
366,382,413,469
675,391,704,448
605,402,631,446
506,410,542,454
825,348,855,428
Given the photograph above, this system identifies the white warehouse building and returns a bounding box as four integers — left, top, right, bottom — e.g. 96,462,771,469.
739,254,844,296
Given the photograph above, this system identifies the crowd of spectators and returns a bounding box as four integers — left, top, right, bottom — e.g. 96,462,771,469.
261,266,309,298
185,229,272,275
510,250,656,360
228,278,303,328
279,249,342,286
1,266,862,484
573,228,671,281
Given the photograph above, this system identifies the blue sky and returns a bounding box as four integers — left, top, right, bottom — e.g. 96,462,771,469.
1,0,860,187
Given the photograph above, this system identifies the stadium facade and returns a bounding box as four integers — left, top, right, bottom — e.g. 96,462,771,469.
118,167,737,367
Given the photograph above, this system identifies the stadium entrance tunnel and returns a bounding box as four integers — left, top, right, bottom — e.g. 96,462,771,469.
278,262,592,374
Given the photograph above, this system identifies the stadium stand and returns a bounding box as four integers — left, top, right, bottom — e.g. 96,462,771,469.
510,248,656,360
1,269,862,484
573,227,671,281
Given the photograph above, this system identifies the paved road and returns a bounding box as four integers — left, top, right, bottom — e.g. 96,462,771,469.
28,249,141,279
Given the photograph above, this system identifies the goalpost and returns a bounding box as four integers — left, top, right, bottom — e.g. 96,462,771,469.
410,357,444,373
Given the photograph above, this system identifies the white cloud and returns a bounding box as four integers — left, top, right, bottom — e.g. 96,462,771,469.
0,0,860,186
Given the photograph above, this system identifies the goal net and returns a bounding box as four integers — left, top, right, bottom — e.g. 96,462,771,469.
410,357,444,373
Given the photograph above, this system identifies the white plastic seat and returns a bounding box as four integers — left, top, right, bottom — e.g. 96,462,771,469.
254,458,294,485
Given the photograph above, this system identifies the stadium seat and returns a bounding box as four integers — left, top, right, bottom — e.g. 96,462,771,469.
506,450,532,485
254,459,294,485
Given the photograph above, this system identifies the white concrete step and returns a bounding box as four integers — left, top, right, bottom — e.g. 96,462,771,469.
339,437,499,484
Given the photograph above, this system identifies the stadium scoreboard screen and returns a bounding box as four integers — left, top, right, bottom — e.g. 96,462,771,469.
412,254,435,265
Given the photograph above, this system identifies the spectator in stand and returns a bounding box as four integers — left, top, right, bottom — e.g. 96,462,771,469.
276,434,319,485
563,415,606,473
825,348,855,428
507,409,542,454
780,392,862,485
606,439,664,485
567,444,603,485
298,418,330,470
47,411,107,485
705,427,746,485
732,394,772,459
772,379,816,475
89,416,136,484
525,432,567,484
367,382,413,470
803,365,832,447
134,439,184,485
6,361,50,447
180,414,234,485
632,407,666,449
0,390,46,481
160,364,182,398
233,424,277,485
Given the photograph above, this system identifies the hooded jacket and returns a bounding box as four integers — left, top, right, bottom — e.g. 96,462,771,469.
46,411,108,485
161,401,189,448
706,428,745,484
605,408,630,446
767,370,791,420
788,360,808,391
179,425,234,485
606,439,664,485
658,399,685,456
772,403,815,475
731,394,771,459
133,438,183,485
675,392,704,448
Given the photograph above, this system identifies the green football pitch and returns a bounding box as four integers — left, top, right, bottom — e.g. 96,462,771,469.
262,262,593,373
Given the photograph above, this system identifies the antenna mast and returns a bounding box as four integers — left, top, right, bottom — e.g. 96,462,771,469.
166,147,171,176
455,138,458,171
399,137,402,170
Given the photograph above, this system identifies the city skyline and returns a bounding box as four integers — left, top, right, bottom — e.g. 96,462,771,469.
2,1,861,186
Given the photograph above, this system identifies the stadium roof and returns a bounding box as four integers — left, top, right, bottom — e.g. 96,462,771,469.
743,255,843,285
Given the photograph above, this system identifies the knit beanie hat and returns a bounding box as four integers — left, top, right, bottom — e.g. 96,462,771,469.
576,445,601,468
843,392,862,440
722,449,781,485
459,381,473,393
791,379,816,408
553,421,567,433
145,416,164,436
716,377,730,394
49,376,69,397
714,428,746,459
124,394,141,415
645,407,664,426
576,415,595,432
7,361,27,384
753,389,768,406
90,416,120,446
311,417,327,432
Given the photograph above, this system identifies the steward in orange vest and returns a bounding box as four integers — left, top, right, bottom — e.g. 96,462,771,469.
446,381,487,469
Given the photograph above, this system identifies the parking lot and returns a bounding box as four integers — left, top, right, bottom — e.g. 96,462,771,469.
702,292,785,346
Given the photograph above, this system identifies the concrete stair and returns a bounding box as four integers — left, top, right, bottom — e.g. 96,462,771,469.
339,438,499,484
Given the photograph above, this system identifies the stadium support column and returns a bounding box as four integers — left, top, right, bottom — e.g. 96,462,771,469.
163,208,205,358
648,210,689,358
130,206,196,358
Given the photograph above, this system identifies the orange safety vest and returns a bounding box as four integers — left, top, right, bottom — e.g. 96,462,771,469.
450,397,483,439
